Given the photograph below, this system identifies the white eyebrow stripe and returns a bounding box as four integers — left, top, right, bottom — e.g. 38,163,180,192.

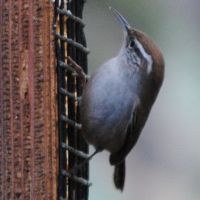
135,39,153,74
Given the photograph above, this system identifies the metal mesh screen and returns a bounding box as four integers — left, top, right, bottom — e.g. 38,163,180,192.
53,0,90,199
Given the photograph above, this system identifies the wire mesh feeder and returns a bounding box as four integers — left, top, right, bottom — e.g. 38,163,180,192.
53,0,90,199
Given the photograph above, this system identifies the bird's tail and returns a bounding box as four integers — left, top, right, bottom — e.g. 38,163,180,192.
113,160,126,191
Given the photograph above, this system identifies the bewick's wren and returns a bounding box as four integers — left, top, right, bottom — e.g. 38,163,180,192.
80,7,164,191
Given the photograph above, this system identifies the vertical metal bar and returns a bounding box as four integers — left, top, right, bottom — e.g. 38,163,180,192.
75,1,89,199
66,1,77,199
56,0,67,198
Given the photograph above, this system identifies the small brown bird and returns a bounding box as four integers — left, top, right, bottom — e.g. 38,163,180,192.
80,7,164,191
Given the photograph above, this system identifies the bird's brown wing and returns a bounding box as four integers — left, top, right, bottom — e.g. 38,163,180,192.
109,108,140,165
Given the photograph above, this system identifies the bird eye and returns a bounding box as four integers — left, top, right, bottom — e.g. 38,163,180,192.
128,40,136,48
129,40,142,57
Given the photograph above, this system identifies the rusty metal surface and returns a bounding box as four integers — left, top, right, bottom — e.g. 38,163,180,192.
0,1,58,199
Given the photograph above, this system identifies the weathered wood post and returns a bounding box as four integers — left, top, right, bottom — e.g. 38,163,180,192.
0,1,58,199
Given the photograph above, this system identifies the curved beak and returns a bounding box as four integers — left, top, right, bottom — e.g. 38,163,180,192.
109,7,131,32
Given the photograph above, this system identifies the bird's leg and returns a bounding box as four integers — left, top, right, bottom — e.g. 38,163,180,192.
70,149,101,174
64,56,90,103
67,56,90,84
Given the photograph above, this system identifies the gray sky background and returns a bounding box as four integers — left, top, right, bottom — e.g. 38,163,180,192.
83,0,200,199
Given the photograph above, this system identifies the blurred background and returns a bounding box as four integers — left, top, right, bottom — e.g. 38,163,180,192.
83,0,200,199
